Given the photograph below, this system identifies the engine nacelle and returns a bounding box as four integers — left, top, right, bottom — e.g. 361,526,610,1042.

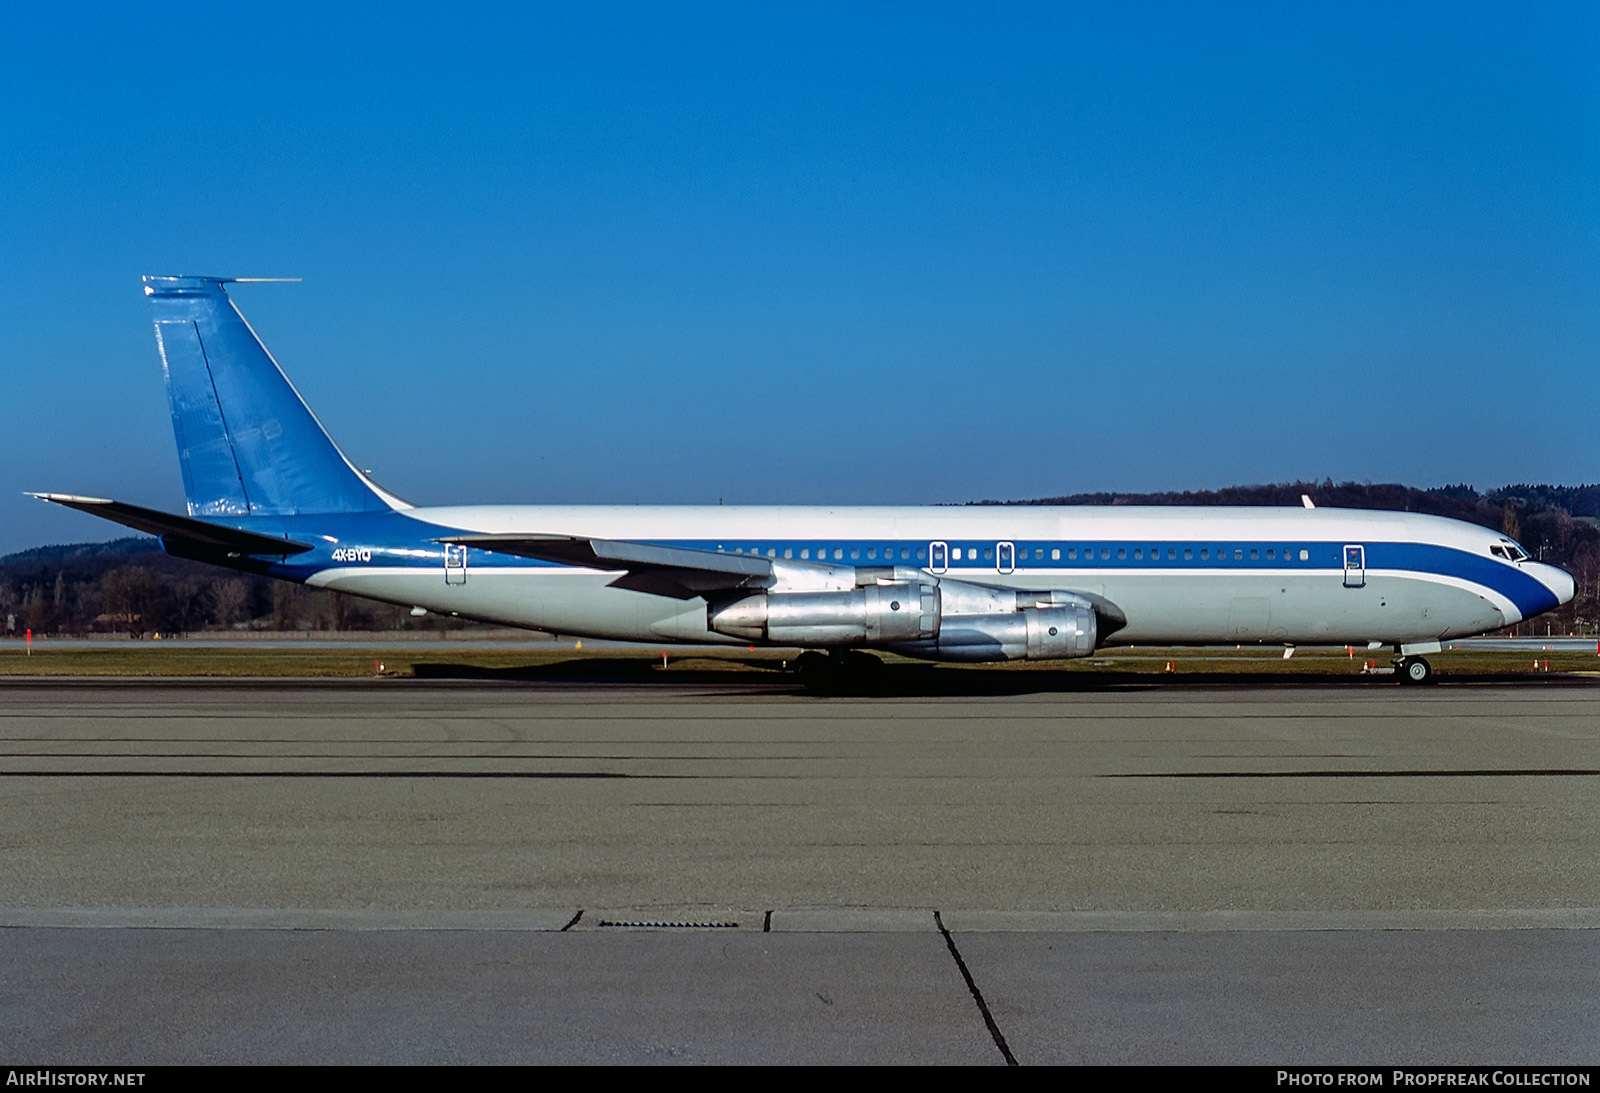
886,603,1097,662
709,581,940,644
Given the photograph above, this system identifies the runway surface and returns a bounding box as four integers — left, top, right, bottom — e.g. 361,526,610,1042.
2,675,1596,1064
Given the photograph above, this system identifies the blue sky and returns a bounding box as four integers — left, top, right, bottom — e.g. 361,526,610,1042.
3,3,1597,553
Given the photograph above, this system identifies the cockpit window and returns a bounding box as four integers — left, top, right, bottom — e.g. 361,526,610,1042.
1494,540,1529,562
1490,545,1508,559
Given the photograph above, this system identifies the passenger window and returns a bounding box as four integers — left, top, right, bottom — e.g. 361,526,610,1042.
833,548,843,560
952,548,962,561
1134,549,1143,560
784,548,793,559
767,548,776,558
1298,549,1308,561
1201,549,1209,560
983,548,993,560
916,548,926,560
850,548,860,560
1052,548,1061,561
1184,549,1193,560
1117,548,1126,560
867,548,876,560
1233,549,1243,560
1167,548,1176,560
901,548,910,560
1267,549,1275,560
1250,549,1258,560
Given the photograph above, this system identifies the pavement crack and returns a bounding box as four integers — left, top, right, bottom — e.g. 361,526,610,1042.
560,910,582,931
934,910,1017,1066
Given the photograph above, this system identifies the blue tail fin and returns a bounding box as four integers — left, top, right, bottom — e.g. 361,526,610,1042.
144,275,401,517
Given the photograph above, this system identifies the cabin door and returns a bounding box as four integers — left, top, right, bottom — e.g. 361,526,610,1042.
445,544,468,585
1342,544,1366,588
929,541,948,573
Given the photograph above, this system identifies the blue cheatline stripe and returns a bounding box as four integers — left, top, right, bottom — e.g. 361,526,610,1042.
199,511,1555,620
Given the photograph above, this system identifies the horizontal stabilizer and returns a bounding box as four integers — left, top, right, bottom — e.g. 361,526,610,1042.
439,534,771,599
29,494,313,556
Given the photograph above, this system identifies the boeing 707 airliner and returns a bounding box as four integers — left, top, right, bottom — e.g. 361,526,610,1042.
33,276,1576,686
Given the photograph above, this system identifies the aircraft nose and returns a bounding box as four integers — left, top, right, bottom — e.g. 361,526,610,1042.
1530,562,1576,606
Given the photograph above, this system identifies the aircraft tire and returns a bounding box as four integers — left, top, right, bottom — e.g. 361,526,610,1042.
1399,656,1433,685
795,651,843,694
797,650,884,695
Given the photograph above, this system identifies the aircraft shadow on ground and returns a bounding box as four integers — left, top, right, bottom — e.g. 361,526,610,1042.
404,658,1588,697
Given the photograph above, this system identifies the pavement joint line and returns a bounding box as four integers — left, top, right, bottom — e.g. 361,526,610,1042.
2,908,1593,931
936,910,1017,1066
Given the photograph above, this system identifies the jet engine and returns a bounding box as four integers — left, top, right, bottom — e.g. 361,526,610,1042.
708,581,939,644
707,571,1101,661
885,602,1096,661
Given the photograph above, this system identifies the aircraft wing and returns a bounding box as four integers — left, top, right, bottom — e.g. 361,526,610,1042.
438,533,773,599
29,493,314,556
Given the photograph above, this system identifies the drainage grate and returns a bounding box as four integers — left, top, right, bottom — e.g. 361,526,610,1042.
597,919,740,929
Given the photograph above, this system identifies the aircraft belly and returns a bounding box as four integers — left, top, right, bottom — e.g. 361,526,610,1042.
313,568,726,643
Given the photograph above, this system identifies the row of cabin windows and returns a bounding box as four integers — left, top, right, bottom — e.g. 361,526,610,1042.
731,546,926,561
1054,546,1313,562
723,544,1317,563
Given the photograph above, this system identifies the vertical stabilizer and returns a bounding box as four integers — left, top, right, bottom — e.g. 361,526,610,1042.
144,275,402,517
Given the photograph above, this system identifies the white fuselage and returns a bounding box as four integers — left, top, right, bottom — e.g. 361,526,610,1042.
301,503,1572,650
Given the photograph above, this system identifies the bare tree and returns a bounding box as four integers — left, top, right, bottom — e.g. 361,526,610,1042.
100,566,160,638
208,577,251,627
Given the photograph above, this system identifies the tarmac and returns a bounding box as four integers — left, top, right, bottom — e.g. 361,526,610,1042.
1,674,1596,1064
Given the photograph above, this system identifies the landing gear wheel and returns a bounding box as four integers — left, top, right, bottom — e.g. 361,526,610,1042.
793,651,839,694
839,650,885,682
1398,656,1433,684
795,650,885,695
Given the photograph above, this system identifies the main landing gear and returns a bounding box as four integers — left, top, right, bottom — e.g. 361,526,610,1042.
794,649,886,695
1395,656,1433,685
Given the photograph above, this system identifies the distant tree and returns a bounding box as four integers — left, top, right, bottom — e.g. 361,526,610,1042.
272,581,297,631
1500,502,1521,541
99,565,162,638
208,577,251,627
164,575,208,635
